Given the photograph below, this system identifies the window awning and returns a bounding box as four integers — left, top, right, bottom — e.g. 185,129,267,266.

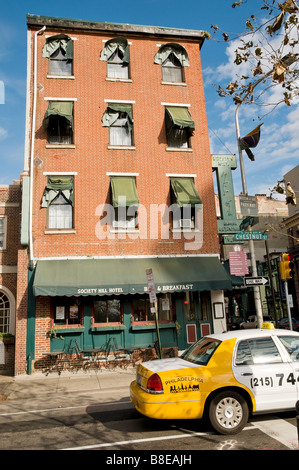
171,178,202,206
33,257,232,297
110,176,139,207
42,34,73,59
100,36,130,64
41,176,74,208
165,106,195,133
102,103,133,130
43,101,74,130
154,43,189,67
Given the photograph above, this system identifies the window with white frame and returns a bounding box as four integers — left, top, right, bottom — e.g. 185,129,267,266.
100,37,130,80
43,34,73,77
0,217,6,249
48,193,73,229
43,101,74,145
42,176,74,230
155,43,189,84
165,106,195,149
102,103,134,147
110,176,139,229
0,292,10,333
162,52,184,83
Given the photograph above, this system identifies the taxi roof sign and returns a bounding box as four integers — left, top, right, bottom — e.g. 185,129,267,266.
261,322,275,329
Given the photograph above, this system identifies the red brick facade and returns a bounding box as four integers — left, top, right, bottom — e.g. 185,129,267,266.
12,16,227,375
0,183,21,374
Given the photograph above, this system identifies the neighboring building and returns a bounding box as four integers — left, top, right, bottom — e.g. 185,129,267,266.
15,15,231,375
0,182,21,375
282,165,299,317
216,193,289,322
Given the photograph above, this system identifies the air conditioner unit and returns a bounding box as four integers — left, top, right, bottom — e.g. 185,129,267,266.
112,220,127,228
179,219,192,229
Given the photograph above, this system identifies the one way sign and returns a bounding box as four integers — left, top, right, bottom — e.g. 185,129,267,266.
244,277,269,286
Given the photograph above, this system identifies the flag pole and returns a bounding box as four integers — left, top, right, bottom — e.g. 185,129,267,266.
235,103,264,328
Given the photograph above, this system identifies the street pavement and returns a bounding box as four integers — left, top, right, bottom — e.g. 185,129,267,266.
0,367,136,406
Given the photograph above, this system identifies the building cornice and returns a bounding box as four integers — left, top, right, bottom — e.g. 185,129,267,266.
26,14,209,45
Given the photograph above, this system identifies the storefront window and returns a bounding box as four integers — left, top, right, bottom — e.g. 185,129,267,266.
93,299,122,324
132,294,174,323
53,298,82,325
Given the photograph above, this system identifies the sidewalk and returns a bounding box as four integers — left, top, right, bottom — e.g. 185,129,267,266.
0,367,136,404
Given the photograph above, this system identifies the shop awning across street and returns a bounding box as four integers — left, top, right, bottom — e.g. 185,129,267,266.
33,257,232,297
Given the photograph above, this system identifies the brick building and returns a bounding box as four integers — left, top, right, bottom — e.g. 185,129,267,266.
0,182,21,375
15,15,232,375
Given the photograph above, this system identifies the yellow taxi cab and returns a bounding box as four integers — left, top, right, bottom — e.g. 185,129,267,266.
130,328,299,434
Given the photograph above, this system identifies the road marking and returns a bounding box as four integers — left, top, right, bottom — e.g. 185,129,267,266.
61,426,253,451
252,417,298,450
61,430,216,450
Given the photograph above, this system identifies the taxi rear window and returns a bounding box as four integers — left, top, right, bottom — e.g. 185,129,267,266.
181,337,221,365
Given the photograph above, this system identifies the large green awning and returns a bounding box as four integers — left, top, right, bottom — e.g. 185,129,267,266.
110,176,139,207
33,257,232,297
165,106,195,132
43,101,74,129
171,178,202,207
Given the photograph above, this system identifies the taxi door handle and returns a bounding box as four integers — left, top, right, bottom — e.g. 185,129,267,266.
241,372,253,376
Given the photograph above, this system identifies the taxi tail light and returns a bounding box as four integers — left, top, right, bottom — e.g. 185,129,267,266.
147,373,163,393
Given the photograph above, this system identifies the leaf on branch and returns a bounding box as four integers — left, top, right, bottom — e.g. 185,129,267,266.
233,96,243,104
284,92,292,105
273,181,285,194
267,11,285,36
222,32,229,41
232,1,242,7
252,61,263,75
280,0,299,14
246,19,254,31
255,47,262,56
272,62,286,82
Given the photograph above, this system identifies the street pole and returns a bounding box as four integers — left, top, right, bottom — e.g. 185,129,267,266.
235,103,264,328
265,239,278,326
284,280,293,331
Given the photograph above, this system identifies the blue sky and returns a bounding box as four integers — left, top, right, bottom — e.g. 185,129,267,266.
0,0,298,199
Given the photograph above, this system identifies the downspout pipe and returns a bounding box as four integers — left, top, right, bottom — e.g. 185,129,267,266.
29,25,46,269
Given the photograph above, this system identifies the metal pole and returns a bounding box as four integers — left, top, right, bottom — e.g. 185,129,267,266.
284,280,293,331
235,104,264,328
154,301,162,359
265,239,278,326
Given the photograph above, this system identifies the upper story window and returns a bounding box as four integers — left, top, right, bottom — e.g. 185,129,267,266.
110,176,139,229
155,43,189,83
170,177,202,230
41,176,74,230
0,216,7,249
165,106,195,149
102,103,134,146
100,37,130,79
43,101,74,145
43,34,73,76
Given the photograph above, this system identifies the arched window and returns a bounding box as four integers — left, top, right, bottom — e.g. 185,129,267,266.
0,292,10,334
100,37,130,79
154,43,189,83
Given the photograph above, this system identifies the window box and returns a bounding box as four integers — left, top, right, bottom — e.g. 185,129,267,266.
131,322,176,331
91,325,126,332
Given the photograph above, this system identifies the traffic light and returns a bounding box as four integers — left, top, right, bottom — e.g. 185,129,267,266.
280,253,295,280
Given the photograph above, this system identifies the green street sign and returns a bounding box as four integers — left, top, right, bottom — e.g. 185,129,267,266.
234,231,268,241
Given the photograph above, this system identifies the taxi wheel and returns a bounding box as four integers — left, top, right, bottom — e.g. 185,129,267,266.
208,390,249,435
